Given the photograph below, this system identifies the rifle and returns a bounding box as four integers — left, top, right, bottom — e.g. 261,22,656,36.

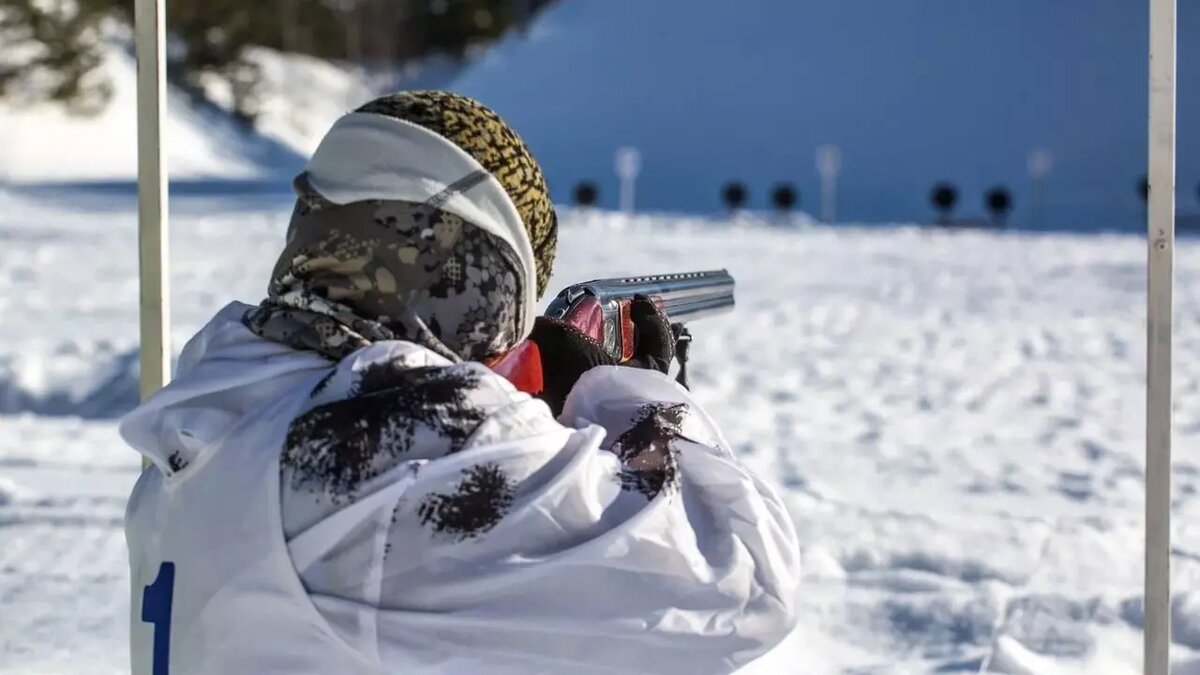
489,270,735,394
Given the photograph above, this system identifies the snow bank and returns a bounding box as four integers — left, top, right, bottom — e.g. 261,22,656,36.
198,47,375,158
0,43,302,183
0,33,479,187
0,41,383,184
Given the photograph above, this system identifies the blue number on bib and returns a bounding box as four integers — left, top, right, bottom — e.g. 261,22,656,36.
142,561,176,675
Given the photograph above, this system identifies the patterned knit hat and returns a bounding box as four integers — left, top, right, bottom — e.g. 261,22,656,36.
356,91,557,297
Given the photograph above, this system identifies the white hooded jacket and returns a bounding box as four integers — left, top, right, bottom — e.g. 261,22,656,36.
121,302,800,674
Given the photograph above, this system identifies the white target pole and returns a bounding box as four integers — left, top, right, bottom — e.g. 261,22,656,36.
816,144,841,223
615,146,641,214
1146,0,1175,672
135,0,170,432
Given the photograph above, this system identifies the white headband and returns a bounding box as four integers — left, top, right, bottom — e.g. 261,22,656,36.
304,112,539,338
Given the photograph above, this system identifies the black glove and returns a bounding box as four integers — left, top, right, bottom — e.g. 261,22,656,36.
528,295,675,415
625,296,675,374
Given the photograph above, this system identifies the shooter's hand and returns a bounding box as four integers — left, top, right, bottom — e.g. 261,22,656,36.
624,295,675,374
528,295,675,415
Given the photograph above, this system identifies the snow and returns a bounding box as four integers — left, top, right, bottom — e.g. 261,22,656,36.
197,47,376,158
987,635,1068,675
449,0,1200,227
3,185,1200,673
0,43,370,184
1177,592,1200,651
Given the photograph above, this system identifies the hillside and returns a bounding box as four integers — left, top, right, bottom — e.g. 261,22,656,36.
0,43,372,184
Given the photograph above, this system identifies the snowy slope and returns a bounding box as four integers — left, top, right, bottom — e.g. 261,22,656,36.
3,189,1200,673
0,43,374,184
197,47,376,157
450,0,1200,228
0,45,290,182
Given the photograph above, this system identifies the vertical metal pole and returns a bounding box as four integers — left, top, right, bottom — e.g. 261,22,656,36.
1146,0,1175,672
135,0,170,414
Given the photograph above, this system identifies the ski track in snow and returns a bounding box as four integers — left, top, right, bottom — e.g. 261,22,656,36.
2,190,1200,673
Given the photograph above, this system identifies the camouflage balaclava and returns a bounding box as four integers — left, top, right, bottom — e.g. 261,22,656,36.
244,91,558,363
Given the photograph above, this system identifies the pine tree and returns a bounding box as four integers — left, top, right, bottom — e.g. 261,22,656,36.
0,0,558,121
0,0,116,114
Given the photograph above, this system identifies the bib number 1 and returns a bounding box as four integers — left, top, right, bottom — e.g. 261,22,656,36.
142,561,176,675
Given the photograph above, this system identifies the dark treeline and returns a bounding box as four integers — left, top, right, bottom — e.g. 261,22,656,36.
0,0,555,121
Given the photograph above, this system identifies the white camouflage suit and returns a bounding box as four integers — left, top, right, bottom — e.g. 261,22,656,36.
122,97,800,675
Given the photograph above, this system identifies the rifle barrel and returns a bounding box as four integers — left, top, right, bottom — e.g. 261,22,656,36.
579,269,735,322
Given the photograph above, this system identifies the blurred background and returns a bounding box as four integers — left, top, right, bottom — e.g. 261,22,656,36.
3,0,1199,228
3,2,1200,674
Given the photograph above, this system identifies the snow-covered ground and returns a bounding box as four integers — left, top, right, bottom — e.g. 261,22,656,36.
2,186,1200,673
